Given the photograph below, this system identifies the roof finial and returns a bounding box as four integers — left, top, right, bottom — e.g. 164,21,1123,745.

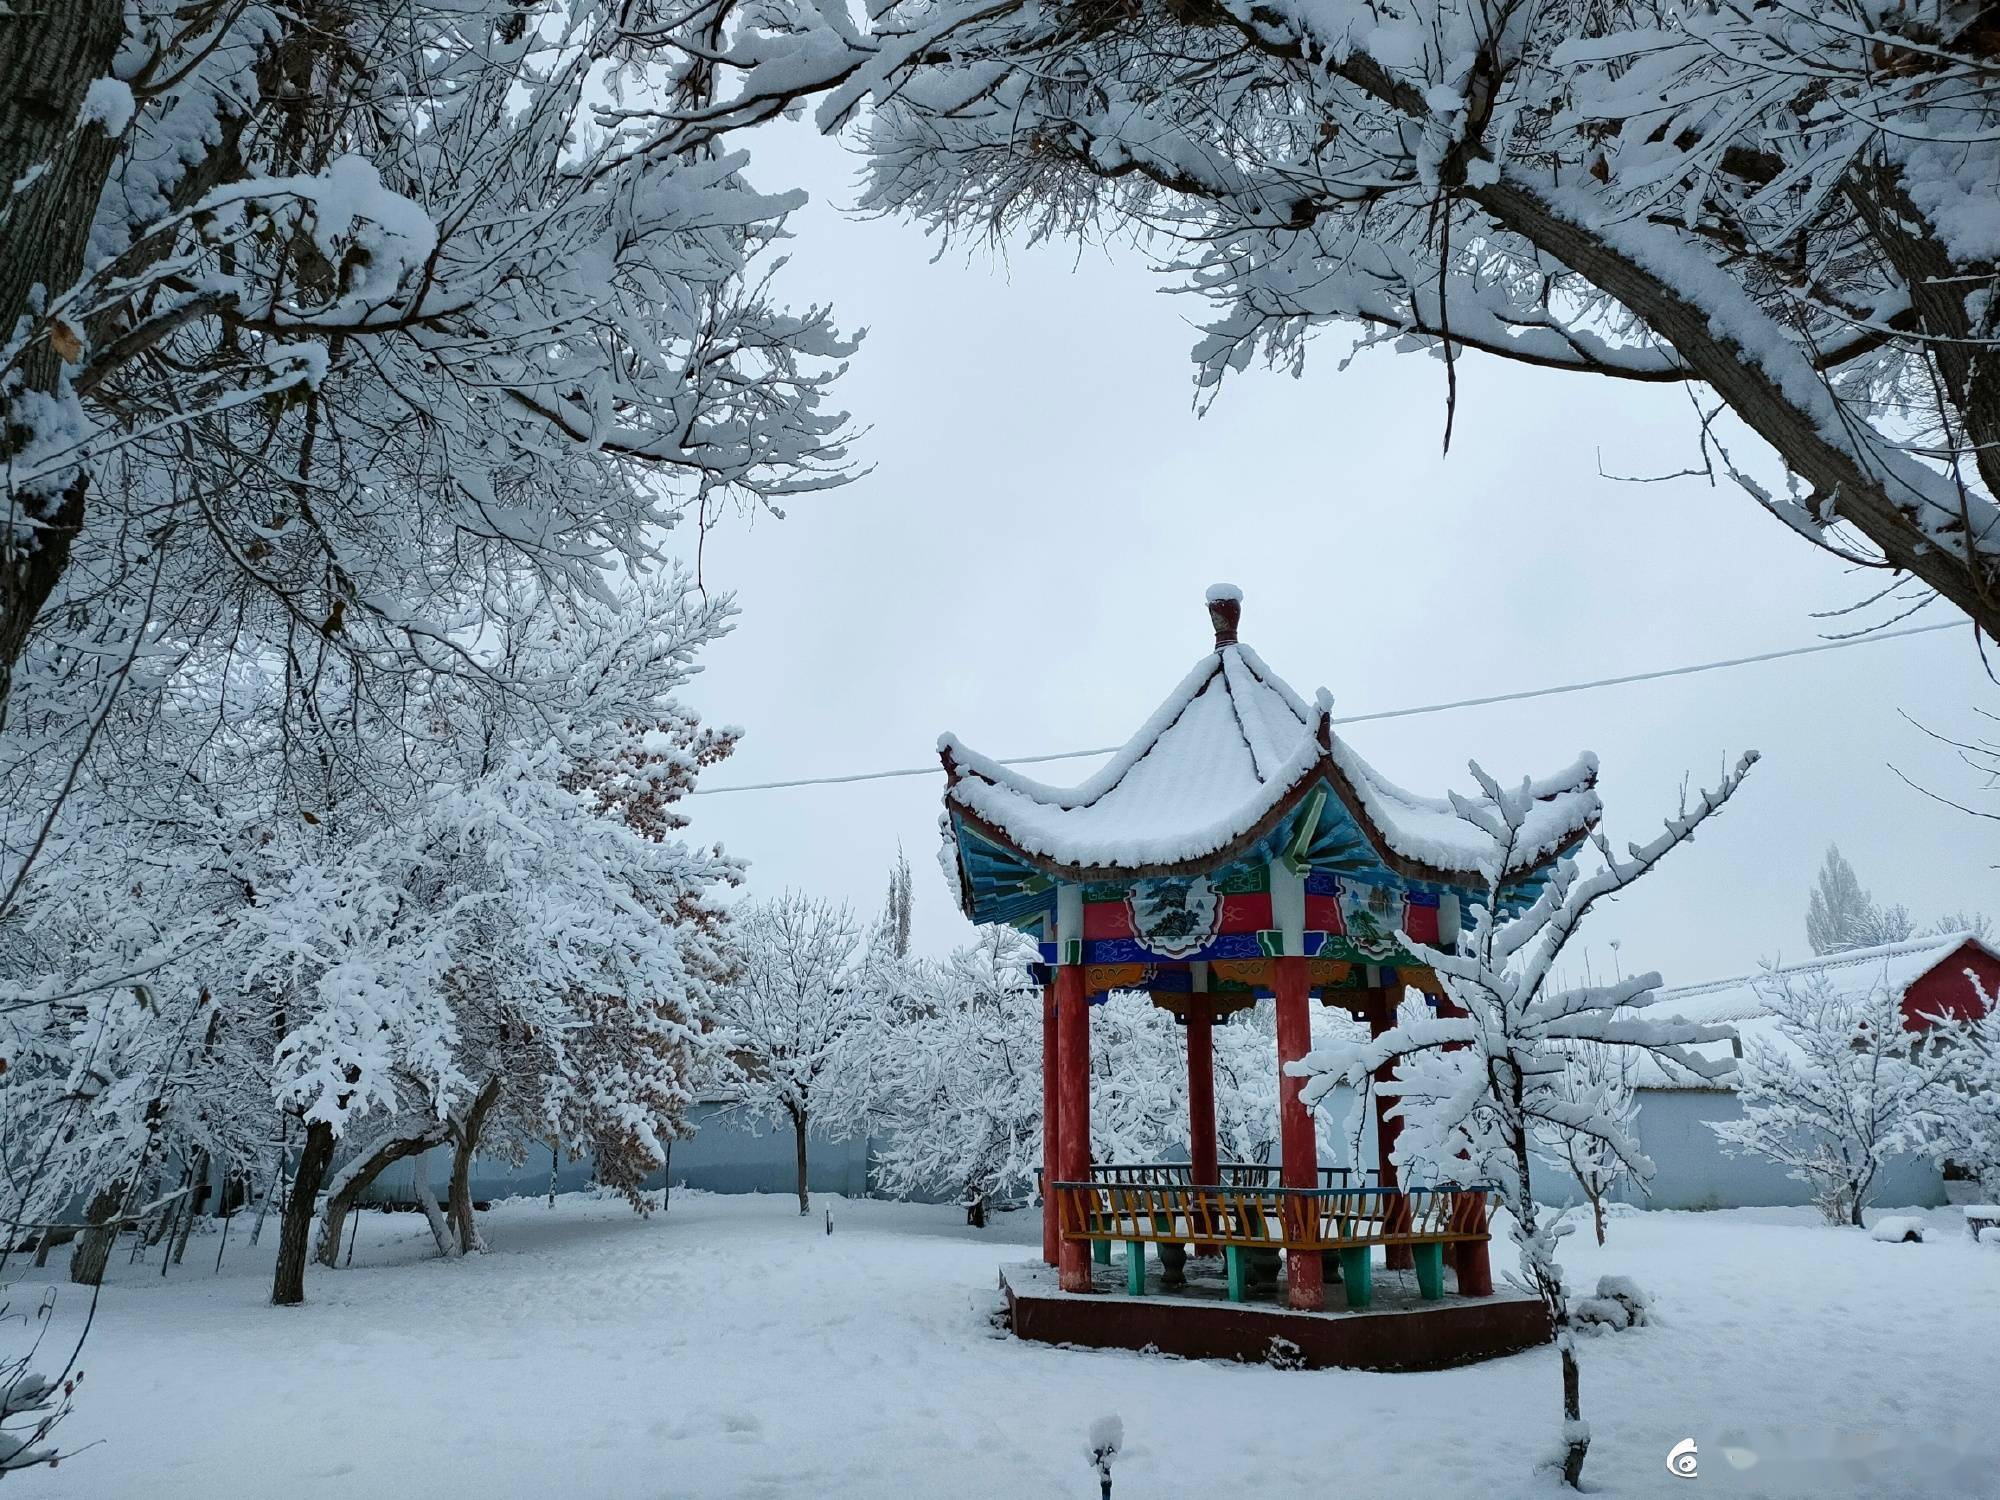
1205,583,1242,647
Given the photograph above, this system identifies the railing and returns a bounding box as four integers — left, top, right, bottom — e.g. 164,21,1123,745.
1046,1171,1494,1254
1070,1162,1380,1191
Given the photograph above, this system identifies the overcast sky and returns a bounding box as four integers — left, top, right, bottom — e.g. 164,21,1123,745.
665,123,1995,986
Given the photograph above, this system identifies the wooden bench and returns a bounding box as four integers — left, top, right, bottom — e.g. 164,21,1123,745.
1050,1174,1493,1308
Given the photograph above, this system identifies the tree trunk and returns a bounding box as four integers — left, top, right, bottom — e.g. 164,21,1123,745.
314,1123,447,1268
145,1165,190,1247
0,2,125,721
271,1120,336,1306
966,1188,987,1229
1557,1330,1587,1489
67,1184,123,1287
171,1151,211,1266
248,1139,285,1247
414,1166,452,1256
447,1078,501,1255
791,1108,810,1216
1511,1130,1589,1489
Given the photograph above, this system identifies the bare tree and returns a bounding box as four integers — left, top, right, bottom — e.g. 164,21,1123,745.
1549,1042,1638,1247
714,895,879,1216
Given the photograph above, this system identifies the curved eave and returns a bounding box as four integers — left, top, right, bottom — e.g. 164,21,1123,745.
943,750,1599,920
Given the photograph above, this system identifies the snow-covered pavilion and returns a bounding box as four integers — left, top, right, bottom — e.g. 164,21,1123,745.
939,587,1597,1340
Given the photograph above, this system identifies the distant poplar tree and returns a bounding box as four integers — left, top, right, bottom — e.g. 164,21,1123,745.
1806,846,1912,955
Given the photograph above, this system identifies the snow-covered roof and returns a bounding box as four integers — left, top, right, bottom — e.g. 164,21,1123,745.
1634,933,1996,1089
939,589,1600,895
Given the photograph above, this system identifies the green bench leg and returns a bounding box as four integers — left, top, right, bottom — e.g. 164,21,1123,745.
1125,1241,1146,1295
1225,1246,1249,1303
1412,1242,1444,1301
1093,1238,1111,1266
1338,1247,1373,1309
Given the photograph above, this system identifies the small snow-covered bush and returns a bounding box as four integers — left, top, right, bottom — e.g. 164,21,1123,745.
1571,1276,1653,1334
1869,1216,1927,1244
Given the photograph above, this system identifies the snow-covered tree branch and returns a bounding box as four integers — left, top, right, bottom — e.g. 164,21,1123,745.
1289,749,1758,1488
859,0,2000,633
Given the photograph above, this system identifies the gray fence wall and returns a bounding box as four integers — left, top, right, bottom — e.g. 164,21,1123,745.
356,1101,873,1205
1612,1088,1943,1211
348,1086,1946,1213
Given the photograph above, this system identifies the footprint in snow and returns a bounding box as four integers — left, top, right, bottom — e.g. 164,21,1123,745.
721,1410,764,1440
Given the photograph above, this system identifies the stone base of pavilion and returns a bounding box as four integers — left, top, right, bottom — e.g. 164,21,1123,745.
999,1259,1551,1373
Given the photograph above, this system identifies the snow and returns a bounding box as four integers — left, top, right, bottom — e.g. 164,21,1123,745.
1203,582,1241,604
77,78,134,137
19,1194,2000,1498
944,621,1595,880
1870,1216,1926,1244
943,644,1323,870
1328,737,1598,876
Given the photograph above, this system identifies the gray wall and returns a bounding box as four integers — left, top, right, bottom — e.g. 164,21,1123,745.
1532,1089,1944,1212
351,1088,1946,1213
356,1101,874,1205
1627,1089,1943,1210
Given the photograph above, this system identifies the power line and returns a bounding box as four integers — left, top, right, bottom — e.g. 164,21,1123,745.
688,617,1963,797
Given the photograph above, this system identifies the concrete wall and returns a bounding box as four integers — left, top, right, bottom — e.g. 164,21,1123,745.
349,1087,1945,1213
1531,1089,1944,1212
355,1101,874,1205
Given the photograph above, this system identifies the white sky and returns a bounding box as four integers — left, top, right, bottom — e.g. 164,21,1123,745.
667,123,1997,986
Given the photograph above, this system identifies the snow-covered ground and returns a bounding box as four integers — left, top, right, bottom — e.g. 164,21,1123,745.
16,1194,1999,1498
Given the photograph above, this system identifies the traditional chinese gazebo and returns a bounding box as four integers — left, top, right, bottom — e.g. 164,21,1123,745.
939,588,1596,1361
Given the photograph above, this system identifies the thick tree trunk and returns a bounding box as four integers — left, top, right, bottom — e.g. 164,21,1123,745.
314,1123,447,1268
271,1120,336,1306
447,1079,501,1254
791,1109,810,1216
0,2,126,721
67,1184,124,1287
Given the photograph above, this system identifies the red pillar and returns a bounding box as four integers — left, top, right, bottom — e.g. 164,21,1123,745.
1365,987,1413,1271
1433,991,1492,1296
1056,964,1093,1293
1185,1002,1218,1254
1041,979,1060,1266
1273,956,1324,1312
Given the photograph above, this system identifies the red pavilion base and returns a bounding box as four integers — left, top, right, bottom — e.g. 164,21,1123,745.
999,1261,1551,1372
